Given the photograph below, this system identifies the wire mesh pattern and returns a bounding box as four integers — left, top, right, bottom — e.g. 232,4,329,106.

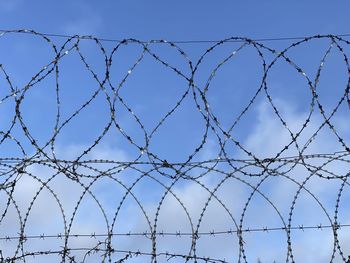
0,30,350,262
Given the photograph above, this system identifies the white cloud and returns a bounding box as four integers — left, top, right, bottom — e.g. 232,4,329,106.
0,143,129,262
1,98,349,262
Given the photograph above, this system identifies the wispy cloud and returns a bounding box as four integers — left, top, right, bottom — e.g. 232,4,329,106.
1,98,349,262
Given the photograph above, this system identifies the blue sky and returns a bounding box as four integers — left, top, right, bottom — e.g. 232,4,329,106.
1,1,350,263
1,1,350,40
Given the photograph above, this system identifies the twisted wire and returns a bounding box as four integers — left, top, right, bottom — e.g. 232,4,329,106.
0,30,350,262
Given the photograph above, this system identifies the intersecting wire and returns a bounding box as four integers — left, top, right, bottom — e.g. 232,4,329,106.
1,223,350,241
1,29,350,262
1,29,350,44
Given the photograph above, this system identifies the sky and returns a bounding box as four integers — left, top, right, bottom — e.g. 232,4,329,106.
0,1,350,40
1,1,350,263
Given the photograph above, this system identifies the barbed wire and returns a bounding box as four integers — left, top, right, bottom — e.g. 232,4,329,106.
0,223,349,242
1,30,350,262
1,29,350,44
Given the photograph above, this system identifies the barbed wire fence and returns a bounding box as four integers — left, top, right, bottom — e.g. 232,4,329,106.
0,29,350,262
